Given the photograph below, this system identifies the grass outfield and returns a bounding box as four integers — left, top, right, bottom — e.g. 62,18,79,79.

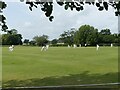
2,46,118,88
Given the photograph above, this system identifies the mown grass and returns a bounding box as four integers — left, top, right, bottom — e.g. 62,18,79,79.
2,46,118,88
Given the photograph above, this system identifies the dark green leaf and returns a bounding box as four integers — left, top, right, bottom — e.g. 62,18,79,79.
103,2,108,10
70,6,73,10
20,0,24,2
98,0,102,3
34,4,37,8
45,12,50,17
85,2,91,5
80,6,83,10
26,2,31,4
98,6,104,11
30,2,34,7
1,15,6,23
2,24,8,30
29,6,32,11
76,7,80,11
115,11,120,16
0,2,7,9
80,2,84,5
57,2,64,6
49,16,54,22
92,2,95,5
41,8,46,11
96,3,100,7
65,5,69,10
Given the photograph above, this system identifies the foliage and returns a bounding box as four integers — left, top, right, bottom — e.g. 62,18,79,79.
58,25,119,46
33,35,49,46
24,0,120,20
29,40,36,46
51,39,58,44
100,29,111,35
23,39,29,45
98,30,118,44
2,34,22,45
0,1,8,32
59,29,75,45
50,43,68,47
7,29,18,35
77,25,98,46
1,29,22,45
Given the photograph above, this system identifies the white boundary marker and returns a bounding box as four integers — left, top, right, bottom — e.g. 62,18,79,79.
3,83,120,89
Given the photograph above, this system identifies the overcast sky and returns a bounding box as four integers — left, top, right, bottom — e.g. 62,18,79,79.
2,0,118,40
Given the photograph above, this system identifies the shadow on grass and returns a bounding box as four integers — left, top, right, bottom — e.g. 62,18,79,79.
2,71,119,89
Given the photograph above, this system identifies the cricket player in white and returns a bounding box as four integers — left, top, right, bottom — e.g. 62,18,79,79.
68,45,70,48
9,45,14,51
46,45,49,50
41,46,46,51
111,43,113,47
96,44,99,51
73,44,76,48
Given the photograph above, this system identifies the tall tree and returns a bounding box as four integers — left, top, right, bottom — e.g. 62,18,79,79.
77,25,98,46
98,29,115,44
51,39,58,44
33,35,49,46
74,31,80,45
100,29,111,35
60,29,75,45
7,29,18,35
2,29,22,45
29,40,36,46
2,34,22,45
23,39,29,45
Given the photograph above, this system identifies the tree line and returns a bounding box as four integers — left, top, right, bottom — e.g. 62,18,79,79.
1,25,119,46
57,25,119,46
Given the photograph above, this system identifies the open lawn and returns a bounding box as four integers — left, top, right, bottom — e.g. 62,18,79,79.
2,46,118,88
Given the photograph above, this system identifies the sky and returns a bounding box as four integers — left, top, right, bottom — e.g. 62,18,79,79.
2,0,118,40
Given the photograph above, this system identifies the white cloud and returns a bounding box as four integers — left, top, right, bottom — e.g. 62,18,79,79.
24,22,32,27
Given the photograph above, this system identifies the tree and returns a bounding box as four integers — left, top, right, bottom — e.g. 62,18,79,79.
23,39,29,45
51,39,58,44
0,0,120,32
7,29,18,35
76,25,98,46
100,29,111,35
33,35,49,46
86,29,98,45
102,35,115,43
2,34,22,45
29,40,36,46
98,29,116,45
113,33,119,43
2,29,22,45
59,29,75,45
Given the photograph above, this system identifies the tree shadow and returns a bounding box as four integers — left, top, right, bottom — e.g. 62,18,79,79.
2,71,119,89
